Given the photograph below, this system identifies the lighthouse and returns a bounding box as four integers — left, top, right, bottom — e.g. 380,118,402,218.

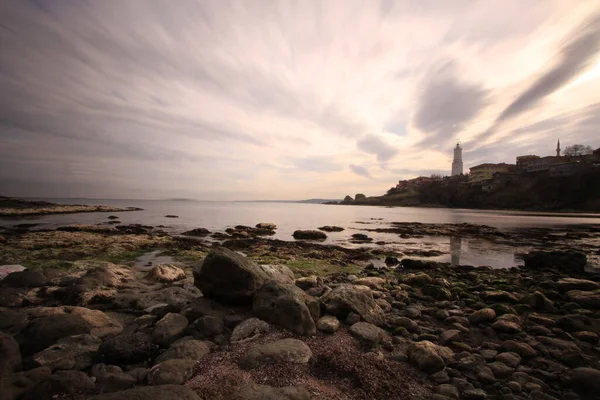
452,142,463,176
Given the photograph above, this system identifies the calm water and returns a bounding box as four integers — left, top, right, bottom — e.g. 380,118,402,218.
2,199,600,269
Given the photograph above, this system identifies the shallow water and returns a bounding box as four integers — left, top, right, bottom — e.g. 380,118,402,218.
2,199,599,269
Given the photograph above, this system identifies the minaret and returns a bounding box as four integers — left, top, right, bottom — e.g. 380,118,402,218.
556,139,561,157
451,142,463,176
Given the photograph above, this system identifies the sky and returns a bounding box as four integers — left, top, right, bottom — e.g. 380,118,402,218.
1,0,600,200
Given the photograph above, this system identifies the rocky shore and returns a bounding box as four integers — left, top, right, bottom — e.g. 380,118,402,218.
0,197,142,217
1,220,600,400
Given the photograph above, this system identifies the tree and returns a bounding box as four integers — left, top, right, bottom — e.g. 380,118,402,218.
563,144,593,156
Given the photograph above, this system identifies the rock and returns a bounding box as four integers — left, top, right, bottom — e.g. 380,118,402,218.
492,320,522,334
30,306,123,339
523,251,586,273
182,228,211,236
439,329,461,345
469,308,496,324
351,233,372,242
1,270,47,287
32,334,101,371
354,277,386,290
316,315,340,334
231,318,270,342
487,361,514,378
0,331,21,375
321,284,385,326
165,215,178,218
521,291,556,312
180,297,225,322
318,226,344,232
137,287,196,312
155,339,211,363
436,384,460,399
462,389,487,400
295,276,320,290
152,313,189,347
253,281,317,336
17,314,91,355
407,340,453,373
240,339,312,370
292,230,327,240
193,247,294,304
496,352,521,368
536,336,580,351
389,316,420,333
401,259,444,270
256,223,276,229
500,340,536,358
557,278,600,292
87,385,202,400
528,314,555,327
6,366,52,399
572,367,600,392
234,383,311,400
480,349,497,362
507,381,522,394
567,290,600,309
148,359,196,385
22,370,95,400
96,371,137,393
481,291,518,304
349,322,385,347
422,285,452,301
98,332,156,364
145,265,186,283
572,331,598,344
189,315,225,339
401,273,434,286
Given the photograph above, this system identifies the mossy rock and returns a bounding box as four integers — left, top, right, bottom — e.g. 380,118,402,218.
490,303,517,316
452,342,472,352
514,304,531,315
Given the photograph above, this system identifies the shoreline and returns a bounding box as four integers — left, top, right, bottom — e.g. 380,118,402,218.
0,197,143,217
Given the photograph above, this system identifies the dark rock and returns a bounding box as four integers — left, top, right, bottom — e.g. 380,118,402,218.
86,385,202,400
98,332,156,364
155,340,211,363
318,226,344,232
165,215,179,218
349,322,385,347
481,291,519,304
439,329,461,345
17,314,91,355
96,371,137,393
22,370,95,400
462,389,487,400
253,281,317,336
231,318,270,342
469,308,496,324
180,297,226,322
292,230,327,240
137,287,196,312
422,285,452,301
32,334,101,371
0,331,21,375
557,278,600,292
1,270,47,287
346,312,361,325
436,384,459,399
189,315,225,339
240,339,312,370
351,233,372,242
521,291,556,312
487,361,514,378
182,228,211,236
572,367,600,393
152,313,189,347
492,320,522,334
523,251,586,273
495,352,521,368
567,290,600,309
401,259,445,270
321,284,385,326
148,359,196,385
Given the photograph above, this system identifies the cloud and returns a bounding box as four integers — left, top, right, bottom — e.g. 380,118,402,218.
413,61,489,149
349,164,372,179
290,156,341,173
357,134,398,162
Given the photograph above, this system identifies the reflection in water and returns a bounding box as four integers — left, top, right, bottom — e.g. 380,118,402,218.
450,237,462,266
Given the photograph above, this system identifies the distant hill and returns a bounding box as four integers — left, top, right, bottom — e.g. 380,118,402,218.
237,199,341,204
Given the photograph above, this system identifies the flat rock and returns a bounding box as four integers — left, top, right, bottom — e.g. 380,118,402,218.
567,290,600,309
292,230,326,240
557,278,600,292
231,318,270,343
321,284,385,326
32,334,101,371
137,287,196,312
16,314,91,355
349,322,385,346
295,275,320,290
87,385,202,400
240,338,312,370
148,358,196,385
152,313,189,347
155,339,211,363
21,370,95,400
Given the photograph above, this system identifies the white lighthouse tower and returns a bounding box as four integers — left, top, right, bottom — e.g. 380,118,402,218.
451,142,463,176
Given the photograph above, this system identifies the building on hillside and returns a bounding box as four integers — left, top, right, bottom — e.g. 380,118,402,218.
469,163,513,183
516,155,540,170
395,176,441,191
549,162,592,177
451,142,463,176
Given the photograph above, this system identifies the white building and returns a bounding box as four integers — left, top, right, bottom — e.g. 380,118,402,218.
451,142,463,176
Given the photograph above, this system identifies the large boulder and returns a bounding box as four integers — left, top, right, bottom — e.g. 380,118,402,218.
155,339,211,363
235,383,311,400
87,385,202,400
0,331,21,375
253,281,317,336
572,367,600,393
24,306,123,339
240,339,312,370
152,313,189,347
567,290,600,309
98,332,157,364
523,251,587,273
292,230,327,240
320,284,385,326
16,314,91,355
32,334,101,371
231,318,270,343
145,265,186,283
407,340,453,373
1,270,47,287
193,248,293,304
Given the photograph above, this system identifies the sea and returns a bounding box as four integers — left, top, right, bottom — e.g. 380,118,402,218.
2,199,600,269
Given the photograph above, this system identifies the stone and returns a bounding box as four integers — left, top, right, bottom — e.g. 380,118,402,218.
256,223,276,229
32,334,101,371
253,281,317,336
181,297,225,322
1,270,47,287
137,287,196,312
96,372,137,393
148,359,196,385
189,315,225,339
401,259,444,270
480,349,497,362
496,352,521,368
318,225,344,232
292,230,326,240
557,278,600,292
401,273,434,286
354,277,386,290
469,308,496,324
407,340,453,373
528,314,555,327
98,332,156,364
500,340,536,358
572,331,598,344
572,367,600,392
346,312,361,325
145,264,186,283
507,381,522,394
492,320,522,334
422,285,452,301
155,339,211,363
321,284,385,326
231,318,270,342
523,251,586,273
462,389,487,400
567,290,600,309
389,316,420,333
87,385,202,400
521,291,556,312
152,313,189,347
234,383,311,400
193,247,294,304
536,336,580,351
316,315,340,334
349,322,385,347
240,338,312,370
487,361,514,378
405,307,421,318
182,228,211,236
0,331,21,375
21,370,95,400
481,291,518,304
16,314,91,355
436,384,459,399
7,366,52,399
295,276,320,290
439,329,461,345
